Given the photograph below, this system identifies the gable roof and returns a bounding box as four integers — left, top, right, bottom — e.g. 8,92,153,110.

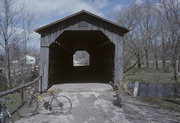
35,10,129,34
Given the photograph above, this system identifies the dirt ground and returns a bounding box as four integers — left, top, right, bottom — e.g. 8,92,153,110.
15,83,180,123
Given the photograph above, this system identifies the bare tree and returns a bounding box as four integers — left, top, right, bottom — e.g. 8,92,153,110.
148,5,164,70
160,0,180,84
158,12,172,71
0,0,34,88
0,0,16,87
139,2,160,69
118,4,144,70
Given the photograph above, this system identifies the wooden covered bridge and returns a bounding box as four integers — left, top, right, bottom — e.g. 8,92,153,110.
35,10,129,91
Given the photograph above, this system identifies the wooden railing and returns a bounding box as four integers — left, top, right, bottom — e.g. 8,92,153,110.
0,76,41,114
0,76,41,97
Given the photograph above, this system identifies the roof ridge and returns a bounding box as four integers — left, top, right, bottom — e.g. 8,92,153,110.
35,10,129,33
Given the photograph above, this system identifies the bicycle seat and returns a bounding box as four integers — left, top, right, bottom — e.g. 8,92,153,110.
47,89,56,93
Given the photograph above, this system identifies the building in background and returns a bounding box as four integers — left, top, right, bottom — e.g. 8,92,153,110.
26,54,36,65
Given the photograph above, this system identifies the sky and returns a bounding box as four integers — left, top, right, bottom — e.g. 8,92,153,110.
22,0,143,49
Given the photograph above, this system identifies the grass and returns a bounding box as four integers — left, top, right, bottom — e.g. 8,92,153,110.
163,97,180,105
0,83,38,121
137,97,180,112
0,93,21,120
125,69,180,84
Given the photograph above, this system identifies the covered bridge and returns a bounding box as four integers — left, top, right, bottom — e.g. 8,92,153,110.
35,10,129,91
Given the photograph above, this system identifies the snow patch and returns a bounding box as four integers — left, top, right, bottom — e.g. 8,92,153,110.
94,98,112,113
79,92,101,98
94,98,130,123
84,117,96,123
111,109,130,123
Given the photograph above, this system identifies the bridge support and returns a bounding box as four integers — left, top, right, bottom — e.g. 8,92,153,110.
113,36,123,86
39,46,49,92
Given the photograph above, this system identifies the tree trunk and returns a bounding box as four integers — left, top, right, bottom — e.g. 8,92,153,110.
3,0,11,88
173,59,178,96
173,59,177,84
162,39,166,71
5,43,11,87
145,50,149,69
162,59,166,70
178,54,180,74
172,44,178,97
154,53,159,70
138,59,141,69
136,52,141,69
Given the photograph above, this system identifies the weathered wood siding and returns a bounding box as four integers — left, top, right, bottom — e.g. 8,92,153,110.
39,46,49,91
39,15,125,91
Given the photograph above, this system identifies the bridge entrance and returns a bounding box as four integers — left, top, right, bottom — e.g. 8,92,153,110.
49,31,115,85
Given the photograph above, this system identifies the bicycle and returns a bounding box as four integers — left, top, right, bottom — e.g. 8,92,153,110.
0,97,13,123
17,88,72,117
109,81,121,108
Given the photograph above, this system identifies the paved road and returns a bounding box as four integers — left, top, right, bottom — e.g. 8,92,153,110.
16,83,180,123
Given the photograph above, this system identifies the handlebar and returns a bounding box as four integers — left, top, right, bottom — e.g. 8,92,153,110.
26,88,36,95
109,81,119,91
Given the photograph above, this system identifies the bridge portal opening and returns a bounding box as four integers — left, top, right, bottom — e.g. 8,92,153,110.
49,31,115,85
73,51,90,66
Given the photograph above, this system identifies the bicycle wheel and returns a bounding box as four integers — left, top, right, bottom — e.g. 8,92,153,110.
50,95,72,115
116,94,121,108
5,110,14,123
1,113,14,123
17,97,38,117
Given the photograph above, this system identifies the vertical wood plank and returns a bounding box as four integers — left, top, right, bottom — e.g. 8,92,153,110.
20,88,24,105
40,46,49,91
113,34,123,86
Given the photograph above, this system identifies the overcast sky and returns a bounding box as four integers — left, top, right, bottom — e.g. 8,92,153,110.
25,0,142,50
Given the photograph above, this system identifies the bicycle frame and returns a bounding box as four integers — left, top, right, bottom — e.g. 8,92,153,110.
35,92,55,103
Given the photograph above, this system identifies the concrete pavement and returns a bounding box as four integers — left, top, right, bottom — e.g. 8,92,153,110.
16,83,180,123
